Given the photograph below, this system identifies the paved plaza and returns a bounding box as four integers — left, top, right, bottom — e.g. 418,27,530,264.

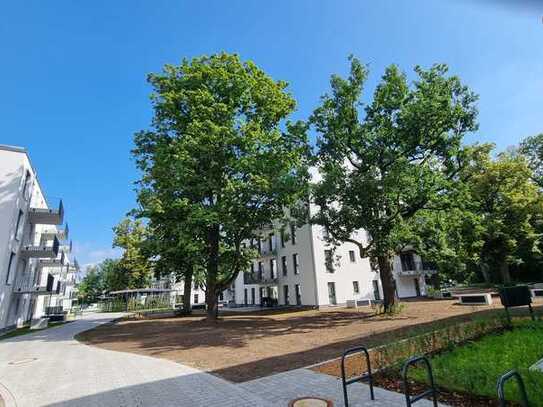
0,313,445,406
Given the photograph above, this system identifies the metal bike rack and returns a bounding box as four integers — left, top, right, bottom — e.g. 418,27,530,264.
497,370,529,407
340,346,374,407
401,356,438,407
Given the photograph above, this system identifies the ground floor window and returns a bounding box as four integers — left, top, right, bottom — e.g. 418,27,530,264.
327,282,337,305
295,284,302,305
283,285,289,305
251,287,255,304
194,293,199,304
244,288,248,305
352,281,360,295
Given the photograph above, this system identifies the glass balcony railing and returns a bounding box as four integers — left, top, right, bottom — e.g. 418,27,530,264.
28,198,64,225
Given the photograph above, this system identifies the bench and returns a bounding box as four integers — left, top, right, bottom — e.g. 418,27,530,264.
456,292,493,305
530,288,543,298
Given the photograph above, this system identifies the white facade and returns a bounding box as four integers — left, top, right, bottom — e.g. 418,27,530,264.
0,145,77,333
231,219,433,308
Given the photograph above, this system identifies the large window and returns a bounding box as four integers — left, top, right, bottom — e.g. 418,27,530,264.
281,256,287,276
15,210,24,241
353,281,360,295
258,262,264,280
269,233,276,252
295,284,302,305
324,250,334,273
293,253,300,275
6,252,16,284
290,223,297,245
270,258,277,279
22,170,31,200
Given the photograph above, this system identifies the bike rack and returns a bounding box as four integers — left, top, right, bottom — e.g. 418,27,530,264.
340,346,374,407
401,356,438,407
497,370,529,407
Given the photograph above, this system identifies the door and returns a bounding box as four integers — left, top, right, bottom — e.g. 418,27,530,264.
414,278,421,297
251,288,256,305
295,284,302,305
283,285,289,305
327,282,337,305
244,288,248,305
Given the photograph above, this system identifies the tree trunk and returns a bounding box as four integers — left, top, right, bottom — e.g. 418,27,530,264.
378,254,398,313
480,263,491,284
499,261,512,285
206,224,220,321
182,270,193,315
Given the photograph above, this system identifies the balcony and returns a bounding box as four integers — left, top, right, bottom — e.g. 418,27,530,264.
40,223,69,241
13,272,54,295
398,259,437,276
243,272,278,285
28,199,64,225
20,235,60,259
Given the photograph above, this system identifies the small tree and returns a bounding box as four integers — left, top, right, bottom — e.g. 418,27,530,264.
310,57,478,311
77,266,103,304
133,53,309,320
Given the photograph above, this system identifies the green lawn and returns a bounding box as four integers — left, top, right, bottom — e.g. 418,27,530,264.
412,320,543,405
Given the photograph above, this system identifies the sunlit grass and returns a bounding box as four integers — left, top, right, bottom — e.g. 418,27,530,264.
411,320,543,405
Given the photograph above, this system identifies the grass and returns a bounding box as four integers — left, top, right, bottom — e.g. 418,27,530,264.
0,321,69,340
411,320,543,405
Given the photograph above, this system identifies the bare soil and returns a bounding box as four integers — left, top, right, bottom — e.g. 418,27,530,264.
76,298,536,383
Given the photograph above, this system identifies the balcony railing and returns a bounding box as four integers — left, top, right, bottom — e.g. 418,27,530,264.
40,223,69,241
28,198,64,225
243,272,278,285
13,272,54,295
399,259,437,276
20,235,60,259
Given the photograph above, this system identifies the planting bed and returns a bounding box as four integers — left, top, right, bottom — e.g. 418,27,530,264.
315,319,543,406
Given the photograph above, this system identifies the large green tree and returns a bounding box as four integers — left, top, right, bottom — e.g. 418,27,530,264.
310,57,478,311
133,53,309,320
112,218,154,289
519,133,543,188
466,151,543,283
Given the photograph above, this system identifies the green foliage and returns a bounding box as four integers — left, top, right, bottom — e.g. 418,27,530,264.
519,133,543,188
132,53,309,318
113,218,154,289
410,321,543,405
309,56,479,308
77,266,103,303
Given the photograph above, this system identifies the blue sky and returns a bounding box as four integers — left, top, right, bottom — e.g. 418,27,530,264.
1,1,542,268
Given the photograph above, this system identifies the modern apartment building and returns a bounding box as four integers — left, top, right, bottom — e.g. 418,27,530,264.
0,144,77,333
231,219,436,308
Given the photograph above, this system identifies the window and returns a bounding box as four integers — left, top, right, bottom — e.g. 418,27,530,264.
324,250,334,273
322,226,330,240
6,252,16,284
219,292,224,301
400,252,416,271
283,285,290,305
257,238,262,254
353,281,360,295
250,262,255,274
349,250,356,263
269,233,276,251
244,288,248,305
281,256,287,276
290,223,297,245
15,210,24,241
270,258,277,279
194,293,199,304
22,170,31,200
280,231,286,248
293,253,300,275
258,262,264,280
295,284,302,305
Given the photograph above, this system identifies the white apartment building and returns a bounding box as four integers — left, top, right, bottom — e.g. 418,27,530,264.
231,220,436,308
0,144,77,333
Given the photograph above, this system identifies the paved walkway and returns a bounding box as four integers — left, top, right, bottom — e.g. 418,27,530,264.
0,313,271,407
0,313,446,406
